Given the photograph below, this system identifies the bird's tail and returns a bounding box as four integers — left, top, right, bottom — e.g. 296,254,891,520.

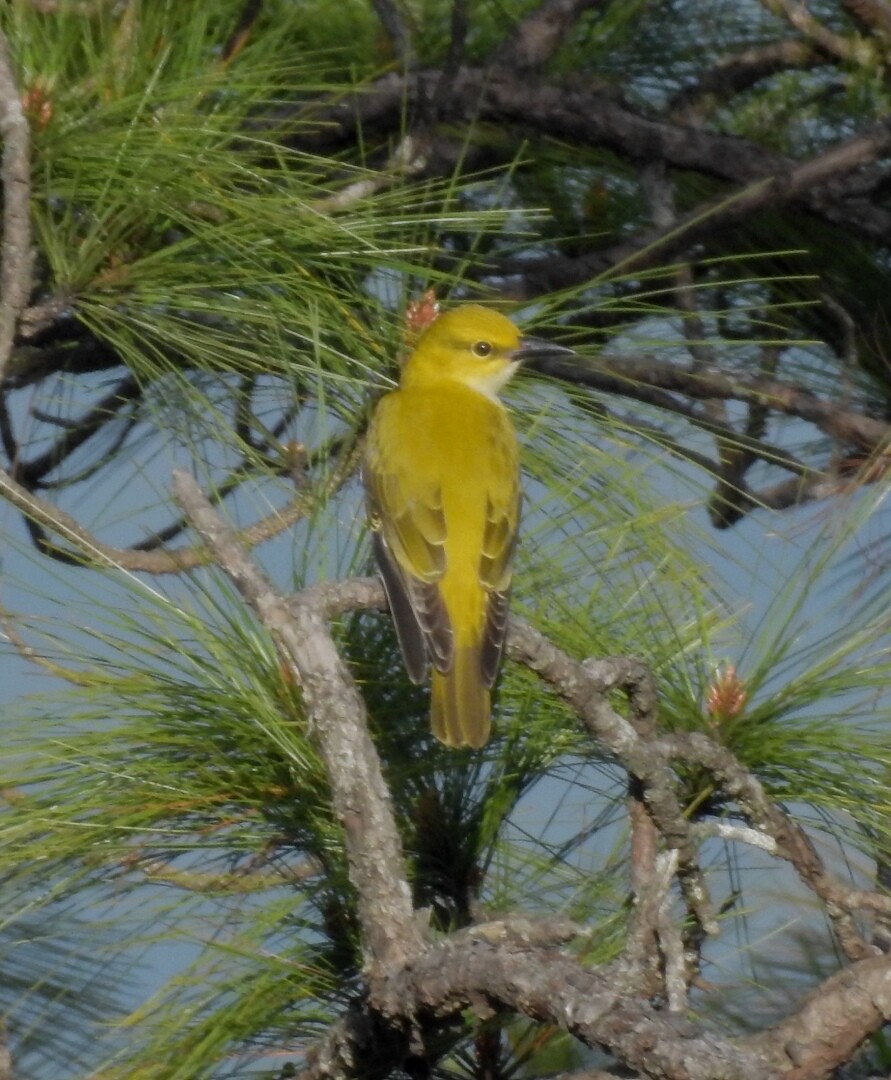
431,647,490,748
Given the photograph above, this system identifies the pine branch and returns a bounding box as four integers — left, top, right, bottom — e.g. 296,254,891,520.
0,29,31,384
171,471,424,976
0,431,360,572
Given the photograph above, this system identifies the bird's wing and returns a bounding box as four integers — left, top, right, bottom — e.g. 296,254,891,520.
479,486,521,688
363,430,453,680
368,528,430,683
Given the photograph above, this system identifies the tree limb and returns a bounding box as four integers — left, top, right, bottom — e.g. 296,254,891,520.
0,29,32,384
171,472,424,976
745,953,891,1078
168,566,891,1078
658,731,891,959
378,934,773,1080
290,68,891,250
305,575,891,953
530,349,891,450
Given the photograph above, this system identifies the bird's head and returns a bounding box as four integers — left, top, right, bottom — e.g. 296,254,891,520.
402,304,571,399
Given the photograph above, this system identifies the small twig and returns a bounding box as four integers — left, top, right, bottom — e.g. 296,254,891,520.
640,160,740,528
0,433,362,572
760,0,857,62
222,0,262,63
708,344,782,527
655,850,689,1013
0,29,32,384
132,402,310,551
714,470,847,523
430,0,470,116
14,375,142,486
658,732,881,960
625,789,662,993
311,134,429,215
691,820,778,854
0,1024,11,1080
512,634,717,937
0,596,92,684
669,39,819,122
821,294,858,448
141,854,320,893
639,162,722,378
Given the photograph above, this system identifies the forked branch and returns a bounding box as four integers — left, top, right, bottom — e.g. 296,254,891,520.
160,489,891,1079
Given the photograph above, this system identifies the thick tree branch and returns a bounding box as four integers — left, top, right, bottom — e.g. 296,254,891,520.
291,69,891,251
306,575,891,948
379,935,773,1080
171,472,424,975
0,29,32,384
491,116,891,291
747,953,891,1077
314,926,891,1080
161,567,891,1079
525,349,830,514
623,355,888,448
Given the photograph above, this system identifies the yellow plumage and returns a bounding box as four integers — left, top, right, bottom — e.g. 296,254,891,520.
364,304,566,748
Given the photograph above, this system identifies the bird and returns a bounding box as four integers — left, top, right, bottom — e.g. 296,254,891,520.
363,303,571,748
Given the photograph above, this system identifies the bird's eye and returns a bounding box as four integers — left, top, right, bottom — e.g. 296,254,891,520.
471,340,493,358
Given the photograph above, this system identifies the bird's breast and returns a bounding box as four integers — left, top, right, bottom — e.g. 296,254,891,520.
385,383,517,504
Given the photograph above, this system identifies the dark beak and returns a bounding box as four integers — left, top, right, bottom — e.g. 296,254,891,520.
511,335,576,364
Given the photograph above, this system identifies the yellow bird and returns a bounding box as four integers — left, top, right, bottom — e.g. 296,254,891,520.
363,304,570,748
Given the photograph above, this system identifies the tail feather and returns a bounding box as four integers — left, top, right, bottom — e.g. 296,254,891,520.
431,648,490,748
